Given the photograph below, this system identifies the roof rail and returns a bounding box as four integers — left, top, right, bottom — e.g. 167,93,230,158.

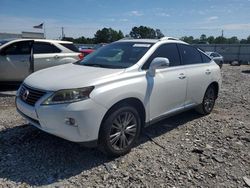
119,37,134,40
159,37,179,41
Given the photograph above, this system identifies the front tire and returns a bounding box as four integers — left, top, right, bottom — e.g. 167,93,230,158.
99,105,141,157
196,86,216,115
219,61,223,68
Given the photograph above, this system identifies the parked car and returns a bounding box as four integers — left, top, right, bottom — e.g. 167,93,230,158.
205,51,224,68
79,46,95,57
0,39,83,82
16,37,221,156
230,60,241,66
79,43,107,57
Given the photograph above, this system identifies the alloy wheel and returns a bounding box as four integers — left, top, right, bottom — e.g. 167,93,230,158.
204,87,215,112
109,111,137,151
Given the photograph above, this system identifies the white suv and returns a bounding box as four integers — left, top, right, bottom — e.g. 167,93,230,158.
16,37,221,156
0,39,82,82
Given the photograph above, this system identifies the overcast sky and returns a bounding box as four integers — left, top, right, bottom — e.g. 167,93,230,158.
0,0,250,39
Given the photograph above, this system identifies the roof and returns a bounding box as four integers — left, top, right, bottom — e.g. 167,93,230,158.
118,37,187,44
119,38,159,43
2,38,73,44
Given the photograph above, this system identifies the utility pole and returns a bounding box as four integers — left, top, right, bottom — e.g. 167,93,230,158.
61,27,65,39
221,29,224,37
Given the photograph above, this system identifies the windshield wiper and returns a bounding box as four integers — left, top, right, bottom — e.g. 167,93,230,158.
83,63,107,68
83,63,125,69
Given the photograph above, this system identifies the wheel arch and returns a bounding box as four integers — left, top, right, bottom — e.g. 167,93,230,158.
98,97,146,140
208,81,219,99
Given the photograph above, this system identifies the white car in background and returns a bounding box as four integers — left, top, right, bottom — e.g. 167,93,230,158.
16,37,221,156
0,39,83,82
205,51,224,68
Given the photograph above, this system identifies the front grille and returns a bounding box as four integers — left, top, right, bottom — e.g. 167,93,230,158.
19,84,46,106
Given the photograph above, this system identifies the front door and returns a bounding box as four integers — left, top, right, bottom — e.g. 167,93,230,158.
142,43,187,121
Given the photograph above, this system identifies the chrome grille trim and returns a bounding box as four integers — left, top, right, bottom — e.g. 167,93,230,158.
19,84,46,106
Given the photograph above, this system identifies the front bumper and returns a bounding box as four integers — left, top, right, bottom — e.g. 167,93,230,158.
16,96,107,143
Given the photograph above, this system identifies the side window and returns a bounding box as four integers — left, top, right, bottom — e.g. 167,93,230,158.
200,52,211,63
4,41,31,55
178,44,202,65
33,42,61,54
142,43,180,69
210,53,216,57
60,43,79,52
214,53,220,57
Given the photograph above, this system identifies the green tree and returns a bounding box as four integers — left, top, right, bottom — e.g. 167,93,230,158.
207,36,215,44
247,35,250,44
200,34,207,42
94,28,124,43
129,26,156,39
62,37,74,42
240,39,247,44
180,36,194,44
73,36,86,43
214,36,227,44
155,29,165,39
228,36,239,44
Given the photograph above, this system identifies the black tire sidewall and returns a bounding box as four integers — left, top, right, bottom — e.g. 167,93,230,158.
202,86,216,114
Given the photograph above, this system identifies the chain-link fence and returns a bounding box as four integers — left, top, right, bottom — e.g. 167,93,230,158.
194,44,250,64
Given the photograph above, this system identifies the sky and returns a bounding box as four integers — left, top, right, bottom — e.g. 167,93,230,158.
0,0,250,39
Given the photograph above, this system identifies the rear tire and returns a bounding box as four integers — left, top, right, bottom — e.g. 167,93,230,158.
99,104,141,157
196,85,216,115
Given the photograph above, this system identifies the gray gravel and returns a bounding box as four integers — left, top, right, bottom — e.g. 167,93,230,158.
0,64,250,187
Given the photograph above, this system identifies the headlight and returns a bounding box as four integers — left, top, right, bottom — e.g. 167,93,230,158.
42,86,94,105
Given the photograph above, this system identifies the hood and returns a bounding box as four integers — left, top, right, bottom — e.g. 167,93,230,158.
24,63,125,91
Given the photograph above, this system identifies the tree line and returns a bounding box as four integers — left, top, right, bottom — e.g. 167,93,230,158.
62,25,250,44
181,34,250,44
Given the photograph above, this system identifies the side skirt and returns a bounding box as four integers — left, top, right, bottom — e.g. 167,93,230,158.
145,103,197,127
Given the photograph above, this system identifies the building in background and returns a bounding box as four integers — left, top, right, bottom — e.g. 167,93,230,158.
0,31,44,40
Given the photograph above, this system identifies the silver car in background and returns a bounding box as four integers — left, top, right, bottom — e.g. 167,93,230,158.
205,51,224,68
0,39,82,82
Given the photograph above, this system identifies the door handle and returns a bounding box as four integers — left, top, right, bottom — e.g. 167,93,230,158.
54,55,60,59
205,69,211,75
178,73,186,79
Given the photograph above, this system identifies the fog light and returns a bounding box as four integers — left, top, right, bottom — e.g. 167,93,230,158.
65,118,77,126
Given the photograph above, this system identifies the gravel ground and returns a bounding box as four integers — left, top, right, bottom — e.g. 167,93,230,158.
0,64,250,187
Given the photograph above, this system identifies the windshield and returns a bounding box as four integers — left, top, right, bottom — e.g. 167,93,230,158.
76,42,153,69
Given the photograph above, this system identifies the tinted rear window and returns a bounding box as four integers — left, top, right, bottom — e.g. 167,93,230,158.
34,42,61,54
178,44,202,65
60,43,79,52
200,52,211,63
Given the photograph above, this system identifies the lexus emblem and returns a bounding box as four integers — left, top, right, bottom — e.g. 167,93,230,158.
22,89,29,101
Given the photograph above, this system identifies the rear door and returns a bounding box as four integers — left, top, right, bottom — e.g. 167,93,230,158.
33,41,62,71
178,44,212,107
0,40,32,81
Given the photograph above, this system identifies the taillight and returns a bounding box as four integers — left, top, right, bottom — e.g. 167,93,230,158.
78,53,84,60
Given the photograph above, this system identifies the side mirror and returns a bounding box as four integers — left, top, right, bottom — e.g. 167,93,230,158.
148,57,170,76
